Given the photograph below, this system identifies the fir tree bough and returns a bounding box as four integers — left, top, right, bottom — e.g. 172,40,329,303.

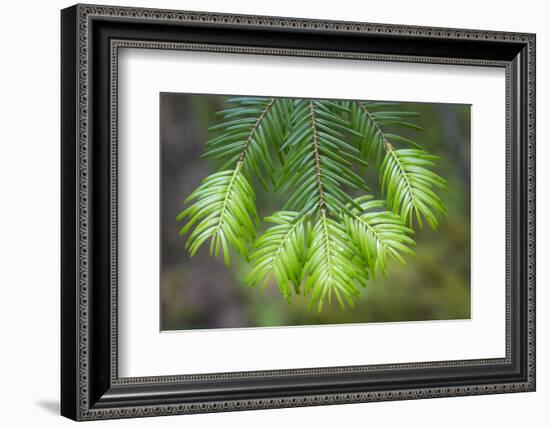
177,96,448,311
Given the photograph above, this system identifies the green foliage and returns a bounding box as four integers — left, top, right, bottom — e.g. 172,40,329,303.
343,101,447,228
380,148,447,229
343,196,415,279
303,212,367,311
176,169,258,265
278,100,367,215
177,96,448,311
204,97,293,189
247,211,308,301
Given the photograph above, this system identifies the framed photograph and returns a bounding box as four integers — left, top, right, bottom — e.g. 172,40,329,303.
61,4,536,421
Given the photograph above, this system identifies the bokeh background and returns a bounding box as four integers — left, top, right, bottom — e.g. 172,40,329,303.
160,93,471,330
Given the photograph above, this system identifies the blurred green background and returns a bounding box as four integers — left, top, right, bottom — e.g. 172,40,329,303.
160,94,471,330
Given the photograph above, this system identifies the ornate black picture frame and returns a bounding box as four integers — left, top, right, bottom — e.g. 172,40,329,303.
61,3,536,421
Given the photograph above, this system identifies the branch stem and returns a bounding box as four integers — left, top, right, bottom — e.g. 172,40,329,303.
309,101,326,212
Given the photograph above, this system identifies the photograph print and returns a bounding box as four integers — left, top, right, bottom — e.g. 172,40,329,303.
160,94,471,331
